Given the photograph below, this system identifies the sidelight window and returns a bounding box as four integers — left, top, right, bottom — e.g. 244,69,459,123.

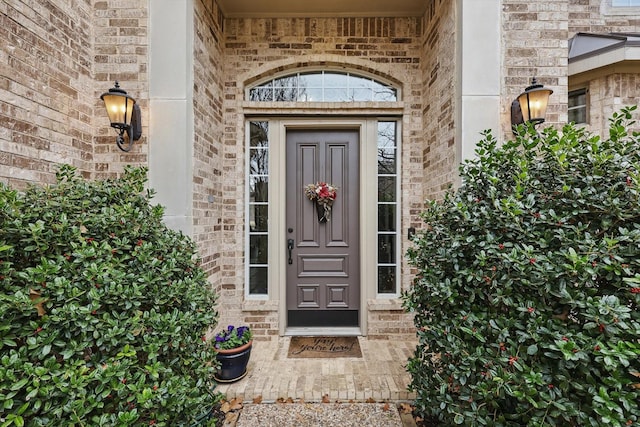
247,121,269,295
377,121,399,295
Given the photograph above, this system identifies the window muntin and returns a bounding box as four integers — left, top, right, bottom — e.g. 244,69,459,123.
377,121,399,295
248,71,397,102
568,89,588,124
247,121,269,295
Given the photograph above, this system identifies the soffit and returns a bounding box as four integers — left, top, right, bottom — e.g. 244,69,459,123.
569,33,640,77
218,0,427,18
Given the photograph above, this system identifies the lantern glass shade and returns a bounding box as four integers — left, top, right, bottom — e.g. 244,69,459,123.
517,86,553,125
101,92,135,130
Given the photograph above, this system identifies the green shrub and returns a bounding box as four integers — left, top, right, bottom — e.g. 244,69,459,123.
404,107,640,426
0,166,220,426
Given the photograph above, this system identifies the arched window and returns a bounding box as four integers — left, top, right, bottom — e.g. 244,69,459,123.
248,70,398,102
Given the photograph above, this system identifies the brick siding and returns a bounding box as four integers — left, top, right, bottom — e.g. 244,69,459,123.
502,0,569,137
193,0,226,299
2,0,638,339
92,0,148,178
0,1,95,187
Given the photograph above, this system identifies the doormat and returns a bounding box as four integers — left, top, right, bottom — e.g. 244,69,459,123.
287,336,362,358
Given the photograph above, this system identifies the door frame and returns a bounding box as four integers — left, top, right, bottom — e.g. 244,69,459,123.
267,118,380,336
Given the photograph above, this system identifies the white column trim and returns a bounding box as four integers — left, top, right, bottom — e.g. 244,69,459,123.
148,0,194,235
457,0,502,171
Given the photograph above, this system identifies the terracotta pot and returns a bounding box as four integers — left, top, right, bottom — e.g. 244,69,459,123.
214,340,252,383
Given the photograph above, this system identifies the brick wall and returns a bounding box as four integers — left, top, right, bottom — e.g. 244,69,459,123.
92,0,148,178
420,0,457,202
192,0,225,296
0,0,95,187
568,1,640,134
583,74,640,134
0,1,148,187
569,0,640,35
5,0,637,340
221,15,424,338
363,0,461,342
502,0,569,137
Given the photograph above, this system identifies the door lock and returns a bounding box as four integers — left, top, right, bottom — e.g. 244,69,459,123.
287,239,294,265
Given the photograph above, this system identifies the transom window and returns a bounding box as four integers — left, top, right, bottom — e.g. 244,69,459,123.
248,71,397,102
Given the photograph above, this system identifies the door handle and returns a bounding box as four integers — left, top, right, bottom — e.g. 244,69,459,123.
287,239,294,265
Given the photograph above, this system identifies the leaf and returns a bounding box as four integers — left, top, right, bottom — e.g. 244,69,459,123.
454,414,465,424
10,379,28,391
527,344,538,355
229,398,243,411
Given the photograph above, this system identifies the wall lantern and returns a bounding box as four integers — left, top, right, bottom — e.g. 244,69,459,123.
510,77,553,133
100,81,142,152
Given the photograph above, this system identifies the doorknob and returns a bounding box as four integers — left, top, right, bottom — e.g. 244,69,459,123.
287,239,294,265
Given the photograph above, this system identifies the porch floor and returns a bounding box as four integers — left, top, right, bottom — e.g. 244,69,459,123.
215,336,417,403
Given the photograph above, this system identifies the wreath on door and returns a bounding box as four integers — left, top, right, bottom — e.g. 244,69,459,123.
304,182,338,222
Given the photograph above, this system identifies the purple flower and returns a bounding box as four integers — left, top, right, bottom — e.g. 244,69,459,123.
213,325,252,350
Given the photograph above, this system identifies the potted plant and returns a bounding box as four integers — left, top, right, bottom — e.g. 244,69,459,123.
213,325,253,382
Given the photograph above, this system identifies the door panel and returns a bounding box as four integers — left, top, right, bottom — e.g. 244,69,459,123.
286,129,360,327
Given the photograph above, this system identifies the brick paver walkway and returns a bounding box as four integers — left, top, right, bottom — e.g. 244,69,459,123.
216,337,417,403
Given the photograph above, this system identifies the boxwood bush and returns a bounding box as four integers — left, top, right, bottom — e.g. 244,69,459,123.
0,166,220,426
404,107,640,426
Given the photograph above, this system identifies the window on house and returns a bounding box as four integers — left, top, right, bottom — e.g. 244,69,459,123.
247,121,269,295
248,71,397,102
612,0,640,6
377,121,399,295
568,89,588,124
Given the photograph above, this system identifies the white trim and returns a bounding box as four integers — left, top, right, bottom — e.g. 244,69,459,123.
244,120,270,301
148,0,194,235
248,117,397,336
374,120,402,299
245,69,400,102
601,0,640,15
458,0,502,164
569,46,640,76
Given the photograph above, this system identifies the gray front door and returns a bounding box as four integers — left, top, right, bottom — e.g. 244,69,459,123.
286,129,360,327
